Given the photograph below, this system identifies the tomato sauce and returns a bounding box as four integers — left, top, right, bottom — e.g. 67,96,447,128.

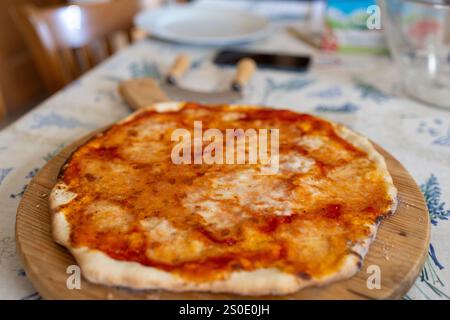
59,103,395,281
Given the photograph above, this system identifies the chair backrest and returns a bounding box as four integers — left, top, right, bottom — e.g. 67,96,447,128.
0,87,7,121
16,0,140,93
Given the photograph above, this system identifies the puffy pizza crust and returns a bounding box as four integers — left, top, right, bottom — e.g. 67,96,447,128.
50,102,397,296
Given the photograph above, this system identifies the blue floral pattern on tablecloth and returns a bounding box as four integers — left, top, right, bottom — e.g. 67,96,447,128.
0,168,13,185
405,175,450,300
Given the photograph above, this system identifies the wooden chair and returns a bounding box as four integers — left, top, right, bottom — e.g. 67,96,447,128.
0,88,7,121
16,0,141,93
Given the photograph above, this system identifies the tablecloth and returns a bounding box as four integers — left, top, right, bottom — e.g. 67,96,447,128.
0,0,449,300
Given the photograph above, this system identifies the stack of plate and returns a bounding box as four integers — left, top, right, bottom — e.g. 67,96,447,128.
134,4,271,46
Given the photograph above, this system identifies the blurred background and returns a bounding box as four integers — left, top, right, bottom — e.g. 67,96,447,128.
1,0,449,126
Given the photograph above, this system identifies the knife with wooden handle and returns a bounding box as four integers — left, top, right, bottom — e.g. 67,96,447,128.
119,55,257,111
231,58,257,92
166,54,191,85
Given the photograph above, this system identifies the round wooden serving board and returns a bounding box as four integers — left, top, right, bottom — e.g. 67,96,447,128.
16,131,430,300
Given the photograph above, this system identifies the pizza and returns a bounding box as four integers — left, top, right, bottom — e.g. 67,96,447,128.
50,102,397,295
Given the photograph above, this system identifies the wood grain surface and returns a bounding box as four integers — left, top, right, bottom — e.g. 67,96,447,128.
15,130,430,300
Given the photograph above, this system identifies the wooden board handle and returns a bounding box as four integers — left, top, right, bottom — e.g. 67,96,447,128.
232,58,257,92
118,78,169,111
166,54,191,85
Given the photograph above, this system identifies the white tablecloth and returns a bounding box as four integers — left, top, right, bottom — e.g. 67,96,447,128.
0,1,449,300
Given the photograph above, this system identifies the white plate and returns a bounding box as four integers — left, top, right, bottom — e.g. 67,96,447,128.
135,5,271,45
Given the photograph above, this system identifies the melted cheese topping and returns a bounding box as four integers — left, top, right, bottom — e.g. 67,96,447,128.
58,103,394,281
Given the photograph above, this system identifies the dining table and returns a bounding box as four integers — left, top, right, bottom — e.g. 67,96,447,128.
0,0,449,300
